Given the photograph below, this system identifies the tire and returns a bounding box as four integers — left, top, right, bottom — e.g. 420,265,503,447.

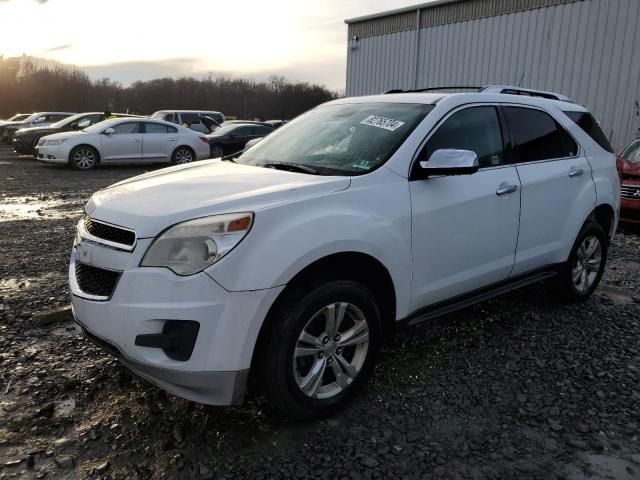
555,222,608,302
69,146,98,170
171,146,194,165
210,144,224,158
257,280,382,420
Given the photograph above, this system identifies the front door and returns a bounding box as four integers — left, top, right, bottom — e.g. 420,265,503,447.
410,105,521,310
100,122,143,162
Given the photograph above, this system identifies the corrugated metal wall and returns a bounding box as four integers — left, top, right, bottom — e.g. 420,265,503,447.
346,0,640,150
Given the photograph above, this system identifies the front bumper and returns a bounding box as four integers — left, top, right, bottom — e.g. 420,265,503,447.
620,197,640,223
35,145,68,164
69,228,284,405
13,137,35,155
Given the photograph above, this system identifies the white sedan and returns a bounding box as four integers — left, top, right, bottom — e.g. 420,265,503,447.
35,118,211,169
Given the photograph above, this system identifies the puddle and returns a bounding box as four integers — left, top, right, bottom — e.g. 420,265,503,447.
0,195,81,221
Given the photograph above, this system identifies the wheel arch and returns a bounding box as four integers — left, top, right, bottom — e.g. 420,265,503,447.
69,143,101,164
589,203,616,239
249,251,397,384
173,144,195,158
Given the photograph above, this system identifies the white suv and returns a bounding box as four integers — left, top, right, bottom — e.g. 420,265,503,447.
70,86,620,419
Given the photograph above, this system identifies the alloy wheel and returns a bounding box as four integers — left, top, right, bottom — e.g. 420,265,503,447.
174,148,193,164
72,148,96,169
572,235,602,293
293,302,370,400
210,145,224,158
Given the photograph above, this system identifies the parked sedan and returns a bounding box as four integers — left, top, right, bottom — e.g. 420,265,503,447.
4,112,75,142
0,113,33,141
13,112,140,155
616,138,640,223
35,118,210,170
206,123,273,157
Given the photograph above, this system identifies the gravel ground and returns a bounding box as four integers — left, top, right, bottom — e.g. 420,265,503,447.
0,144,639,480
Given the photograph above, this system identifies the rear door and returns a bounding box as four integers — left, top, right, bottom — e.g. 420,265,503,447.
100,121,143,162
141,122,178,162
503,106,596,275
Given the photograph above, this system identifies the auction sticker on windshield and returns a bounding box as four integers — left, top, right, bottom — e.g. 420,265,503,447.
360,115,405,132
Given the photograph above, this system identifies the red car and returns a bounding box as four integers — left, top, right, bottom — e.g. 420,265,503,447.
617,138,640,223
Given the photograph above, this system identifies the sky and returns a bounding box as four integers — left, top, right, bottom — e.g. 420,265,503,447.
0,0,422,91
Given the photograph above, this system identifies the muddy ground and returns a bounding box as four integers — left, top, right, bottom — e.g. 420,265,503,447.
0,144,639,480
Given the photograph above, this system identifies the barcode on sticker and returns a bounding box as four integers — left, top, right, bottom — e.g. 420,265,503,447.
360,115,405,132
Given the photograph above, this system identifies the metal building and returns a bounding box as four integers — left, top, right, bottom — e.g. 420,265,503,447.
345,0,640,150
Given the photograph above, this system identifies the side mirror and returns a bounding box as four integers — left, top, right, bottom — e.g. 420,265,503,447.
103,127,116,135
419,149,479,177
70,122,79,130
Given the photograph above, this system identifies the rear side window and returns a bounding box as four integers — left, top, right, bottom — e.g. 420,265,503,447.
563,111,613,153
419,106,505,168
504,107,577,162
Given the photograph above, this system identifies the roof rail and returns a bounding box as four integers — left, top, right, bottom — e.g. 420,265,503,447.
481,85,573,102
384,86,482,94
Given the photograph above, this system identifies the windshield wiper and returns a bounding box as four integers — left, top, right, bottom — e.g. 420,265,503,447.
261,162,318,175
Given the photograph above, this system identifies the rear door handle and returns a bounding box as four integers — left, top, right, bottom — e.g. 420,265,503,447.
167,138,176,141
569,167,584,178
496,183,518,196
132,139,141,143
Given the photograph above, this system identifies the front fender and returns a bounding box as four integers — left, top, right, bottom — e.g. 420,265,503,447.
207,169,413,318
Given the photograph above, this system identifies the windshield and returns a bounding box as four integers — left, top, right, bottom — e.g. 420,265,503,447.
8,114,30,122
150,111,165,119
211,125,242,136
238,102,433,175
622,140,640,164
50,112,87,129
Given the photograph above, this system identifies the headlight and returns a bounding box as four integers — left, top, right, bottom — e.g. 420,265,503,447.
44,139,66,146
140,213,253,275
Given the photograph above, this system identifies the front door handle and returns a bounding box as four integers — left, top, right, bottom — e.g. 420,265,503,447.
569,167,584,178
496,183,518,196
132,139,141,143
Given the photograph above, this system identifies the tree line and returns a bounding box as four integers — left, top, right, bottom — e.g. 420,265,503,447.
0,56,338,120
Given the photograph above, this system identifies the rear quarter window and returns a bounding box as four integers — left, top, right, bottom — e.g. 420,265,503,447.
563,111,613,153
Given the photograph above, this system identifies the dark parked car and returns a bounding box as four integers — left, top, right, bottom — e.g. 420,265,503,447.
12,112,139,155
206,123,273,157
616,138,640,223
0,113,32,141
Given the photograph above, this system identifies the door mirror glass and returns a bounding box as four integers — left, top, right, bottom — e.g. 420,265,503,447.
103,127,116,135
419,149,479,176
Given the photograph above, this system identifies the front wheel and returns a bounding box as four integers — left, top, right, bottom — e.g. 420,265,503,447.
258,280,382,420
556,222,608,301
210,144,224,158
69,146,98,170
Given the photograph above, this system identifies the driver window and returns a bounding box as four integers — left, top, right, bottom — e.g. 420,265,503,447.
419,106,505,168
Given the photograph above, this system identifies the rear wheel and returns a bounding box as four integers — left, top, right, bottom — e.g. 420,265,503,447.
171,146,194,165
258,280,381,420
69,146,98,170
556,222,607,301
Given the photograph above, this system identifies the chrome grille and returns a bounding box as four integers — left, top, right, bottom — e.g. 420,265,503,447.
84,216,135,247
75,263,120,298
620,184,640,199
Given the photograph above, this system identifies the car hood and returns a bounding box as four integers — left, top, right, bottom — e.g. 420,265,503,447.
43,130,88,141
85,160,351,238
16,125,61,137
